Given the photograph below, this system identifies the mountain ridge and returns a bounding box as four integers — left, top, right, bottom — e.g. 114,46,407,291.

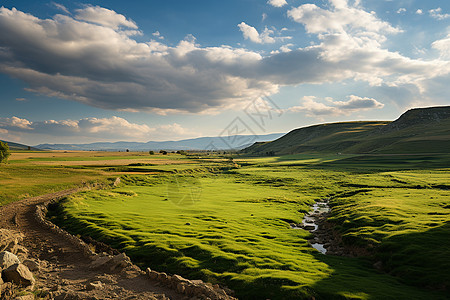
36,133,284,151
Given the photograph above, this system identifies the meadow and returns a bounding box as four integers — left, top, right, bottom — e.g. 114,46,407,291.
35,151,450,299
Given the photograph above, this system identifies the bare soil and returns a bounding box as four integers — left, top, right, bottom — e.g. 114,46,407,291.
0,188,186,299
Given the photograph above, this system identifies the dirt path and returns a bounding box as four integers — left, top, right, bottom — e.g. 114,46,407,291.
0,188,184,299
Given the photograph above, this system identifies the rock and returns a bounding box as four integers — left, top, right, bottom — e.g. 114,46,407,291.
113,177,121,187
23,259,40,272
147,270,159,280
2,263,35,287
0,229,24,253
90,255,112,269
303,224,316,231
0,251,20,269
172,274,191,284
177,282,186,294
109,253,131,272
87,280,103,291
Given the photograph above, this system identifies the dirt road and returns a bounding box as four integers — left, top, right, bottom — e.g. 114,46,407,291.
0,188,183,299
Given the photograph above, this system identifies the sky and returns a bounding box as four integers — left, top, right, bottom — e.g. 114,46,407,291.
0,0,449,145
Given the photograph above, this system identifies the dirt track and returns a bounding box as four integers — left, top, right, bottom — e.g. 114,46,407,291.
0,188,183,299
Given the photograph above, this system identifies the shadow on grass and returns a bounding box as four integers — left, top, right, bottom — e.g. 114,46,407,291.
310,222,450,300
375,221,450,291
304,154,450,173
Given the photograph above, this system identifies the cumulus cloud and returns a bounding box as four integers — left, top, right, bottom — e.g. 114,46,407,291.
416,9,423,15
287,95,384,117
152,31,164,39
74,5,138,29
396,8,406,14
429,8,450,20
237,22,290,44
432,34,450,58
0,116,188,141
0,3,449,115
267,0,287,8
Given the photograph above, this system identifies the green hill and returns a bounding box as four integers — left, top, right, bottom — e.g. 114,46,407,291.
0,140,42,151
242,106,450,155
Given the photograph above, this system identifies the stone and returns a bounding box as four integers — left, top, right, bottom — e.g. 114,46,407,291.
87,280,103,291
90,255,112,269
172,274,191,284
147,270,159,280
2,263,35,287
157,272,168,283
303,224,316,231
23,259,40,272
0,251,20,269
177,282,186,294
109,253,131,272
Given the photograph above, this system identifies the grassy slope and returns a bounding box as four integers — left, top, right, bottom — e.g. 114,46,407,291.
0,151,182,206
0,140,41,151
243,106,450,155
48,154,449,299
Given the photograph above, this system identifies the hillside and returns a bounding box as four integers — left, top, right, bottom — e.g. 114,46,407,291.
0,140,41,151
242,106,450,155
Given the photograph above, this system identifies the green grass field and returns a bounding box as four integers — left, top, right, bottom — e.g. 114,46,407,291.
43,152,450,299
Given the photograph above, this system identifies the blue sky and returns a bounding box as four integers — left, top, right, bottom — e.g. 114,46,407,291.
0,0,449,145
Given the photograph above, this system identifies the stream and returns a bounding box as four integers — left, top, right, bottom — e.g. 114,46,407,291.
290,199,331,254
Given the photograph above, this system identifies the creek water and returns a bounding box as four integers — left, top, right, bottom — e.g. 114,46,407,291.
291,200,331,254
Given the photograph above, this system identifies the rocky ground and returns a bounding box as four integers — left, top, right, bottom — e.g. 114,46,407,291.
0,188,237,300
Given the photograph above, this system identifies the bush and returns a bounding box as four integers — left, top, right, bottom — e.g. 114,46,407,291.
176,150,187,155
159,150,168,155
149,151,155,155
0,141,10,164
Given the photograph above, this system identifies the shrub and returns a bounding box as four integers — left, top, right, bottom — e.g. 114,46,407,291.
149,151,155,155
0,141,10,164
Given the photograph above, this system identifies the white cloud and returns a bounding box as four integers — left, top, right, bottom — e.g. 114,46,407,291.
288,2,401,37
267,0,287,8
51,2,70,14
152,31,164,40
238,22,275,44
416,9,423,15
429,8,450,20
432,34,450,58
0,116,33,129
0,116,188,141
396,8,406,14
287,95,384,117
238,22,291,44
75,5,138,29
0,3,449,115
15,97,26,101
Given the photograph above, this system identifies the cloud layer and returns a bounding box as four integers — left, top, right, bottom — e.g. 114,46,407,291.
288,95,384,118
0,1,449,115
0,116,187,141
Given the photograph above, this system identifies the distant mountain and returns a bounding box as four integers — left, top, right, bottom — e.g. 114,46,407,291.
242,106,450,155
36,133,284,151
0,140,42,151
